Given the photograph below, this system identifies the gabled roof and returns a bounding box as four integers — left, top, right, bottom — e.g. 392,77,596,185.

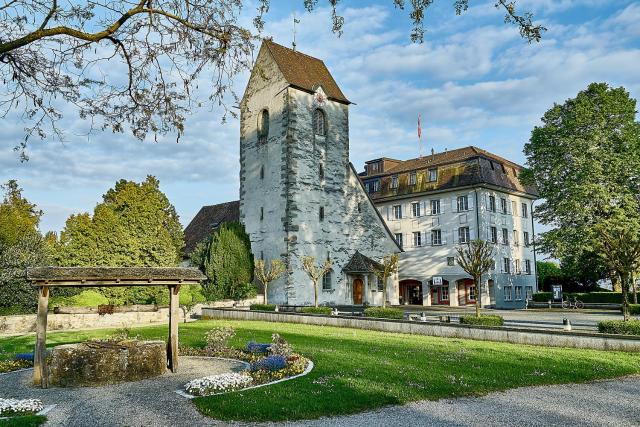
262,40,350,104
183,201,240,257
343,251,383,274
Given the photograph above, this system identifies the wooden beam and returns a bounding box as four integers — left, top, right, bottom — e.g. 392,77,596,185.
31,279,201,287
33,286,49,388
167,284,181,373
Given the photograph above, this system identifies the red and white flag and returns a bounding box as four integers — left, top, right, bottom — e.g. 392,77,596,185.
418,113,422,139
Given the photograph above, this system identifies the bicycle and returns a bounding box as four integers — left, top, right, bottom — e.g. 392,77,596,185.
561,296,584,309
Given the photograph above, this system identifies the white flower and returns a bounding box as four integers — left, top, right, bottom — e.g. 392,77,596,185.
0,398,44,416
184,372,253,396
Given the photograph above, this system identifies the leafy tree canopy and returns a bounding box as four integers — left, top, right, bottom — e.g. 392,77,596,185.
0,180,42,246
521,83,640,267
1,1,543,158
55,176,184,304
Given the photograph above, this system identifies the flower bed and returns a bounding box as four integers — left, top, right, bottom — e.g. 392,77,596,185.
0,398,43,417
185,372,253,396
0,359,32,374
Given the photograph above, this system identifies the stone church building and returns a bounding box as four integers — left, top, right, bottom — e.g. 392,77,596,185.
186,40,401,306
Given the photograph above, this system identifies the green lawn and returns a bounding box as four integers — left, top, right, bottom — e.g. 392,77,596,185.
0,416,47,427
2,320,640,422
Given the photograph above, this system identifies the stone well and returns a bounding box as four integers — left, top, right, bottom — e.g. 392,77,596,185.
48,340,166,387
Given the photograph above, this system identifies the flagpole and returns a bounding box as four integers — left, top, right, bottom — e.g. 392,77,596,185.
418,113,423,158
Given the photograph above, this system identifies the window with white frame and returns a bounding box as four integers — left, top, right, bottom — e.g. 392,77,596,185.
393,205,402,219
377,276,384,292
526,286,533,299
522,203,529,218
409,171,417,185
322,269,332,290
412,202,421,217
515,286,523,300
430,199,441,215
390,175,399,189
524,231,530,247
457,195,469,212
469,286,476,301
503,257,511,274
502,228,509,245
366,180,380,193
428,168,437,182
513,229,519,246
501,198,508,214
525,259,531,275
490,226,498,244
489,195,496,212
504,285,513,301
458,227,470,244
395,233,403,248
431,229,442,246
369,162,380,174
441,287,449,301
413,231,422,247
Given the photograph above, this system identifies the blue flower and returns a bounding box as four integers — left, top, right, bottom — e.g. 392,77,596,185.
245,342,271,354
250,355,287,372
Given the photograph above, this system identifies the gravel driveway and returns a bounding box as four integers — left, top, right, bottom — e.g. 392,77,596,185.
2,363,639,426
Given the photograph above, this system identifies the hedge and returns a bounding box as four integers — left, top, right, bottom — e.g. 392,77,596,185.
249,304,276,311
532,292,623,304
300,307,332,315
598,320,640,336
459,315,504,327
629,304,640,315
363,307,404,319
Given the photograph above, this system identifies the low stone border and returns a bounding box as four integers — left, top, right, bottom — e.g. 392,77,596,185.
203,308,640,352
0,367,33,377
175,359,315,399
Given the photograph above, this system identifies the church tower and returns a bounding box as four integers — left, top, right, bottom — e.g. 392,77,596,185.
239,40,400,306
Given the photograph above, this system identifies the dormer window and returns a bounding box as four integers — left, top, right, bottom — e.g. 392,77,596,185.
390,175,399,189
258,109,269,143
428,168,437,182
314,109,326,136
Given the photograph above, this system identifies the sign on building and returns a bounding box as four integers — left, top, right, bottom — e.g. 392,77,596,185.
432,276,443,286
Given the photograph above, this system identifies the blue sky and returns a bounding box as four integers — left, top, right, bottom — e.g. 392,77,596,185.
2,0,639,234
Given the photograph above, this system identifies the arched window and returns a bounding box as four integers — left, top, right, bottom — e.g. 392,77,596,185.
258,109,269,143
313,109,326,136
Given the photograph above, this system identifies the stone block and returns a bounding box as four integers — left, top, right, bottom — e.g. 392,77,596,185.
48,340,166,387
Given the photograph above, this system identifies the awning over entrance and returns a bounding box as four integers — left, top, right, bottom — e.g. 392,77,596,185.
342,251,383,274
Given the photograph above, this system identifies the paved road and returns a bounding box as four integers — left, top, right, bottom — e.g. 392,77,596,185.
284,376,640,427
401,306,628,331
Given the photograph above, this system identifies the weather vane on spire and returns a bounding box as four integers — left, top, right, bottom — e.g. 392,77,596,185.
293,13,300,51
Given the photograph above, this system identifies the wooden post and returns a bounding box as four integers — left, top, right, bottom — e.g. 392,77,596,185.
33,285,49,388
167,284,180,373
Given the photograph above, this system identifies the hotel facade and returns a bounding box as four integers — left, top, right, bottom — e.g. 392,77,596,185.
361,147,539,309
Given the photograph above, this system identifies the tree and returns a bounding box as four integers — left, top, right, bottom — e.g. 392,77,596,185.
55,176,184,304
1,1,542,157
456,240,494,317
0,180,42,246
190,222,255,301
374,253,399,308
521,83,640,292
254,258,286,305
590,211,640,321
301,256,332,308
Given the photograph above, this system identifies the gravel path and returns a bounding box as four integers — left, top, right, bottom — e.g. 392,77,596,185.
2,363,639,426
0,356,246,427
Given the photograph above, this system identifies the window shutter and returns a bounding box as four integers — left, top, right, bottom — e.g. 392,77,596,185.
507,199,512,215
422,201,428,216
468,193,474,210
452,229,458,244
482,194,487,211
484,225,490,241
451,198,457,212
386,206,390,220
441,231,447,245
440,199,446,214
404,204,410,219
470,227,475,240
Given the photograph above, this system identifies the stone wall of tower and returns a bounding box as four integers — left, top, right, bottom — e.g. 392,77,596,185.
239,49,290,304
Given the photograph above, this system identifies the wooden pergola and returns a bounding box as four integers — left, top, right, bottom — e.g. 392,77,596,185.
26,266,206,388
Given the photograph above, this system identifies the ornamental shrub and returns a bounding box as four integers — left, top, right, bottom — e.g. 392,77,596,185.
363,307,404,319
250,355,287,372
459,315,504,326
598,320,640,335
300,306,332,315
627,304,640,315
269,333,293,358
250,303,276,311
205,327,236,354
245,342,271,354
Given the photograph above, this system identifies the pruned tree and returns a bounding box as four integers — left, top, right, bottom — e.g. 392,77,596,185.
1,1,542,158
374,253,399,308
456,239,494,317
301,255,332,308
254,258,286,305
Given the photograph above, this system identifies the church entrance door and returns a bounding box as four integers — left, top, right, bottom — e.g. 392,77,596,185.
353,278,364,305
